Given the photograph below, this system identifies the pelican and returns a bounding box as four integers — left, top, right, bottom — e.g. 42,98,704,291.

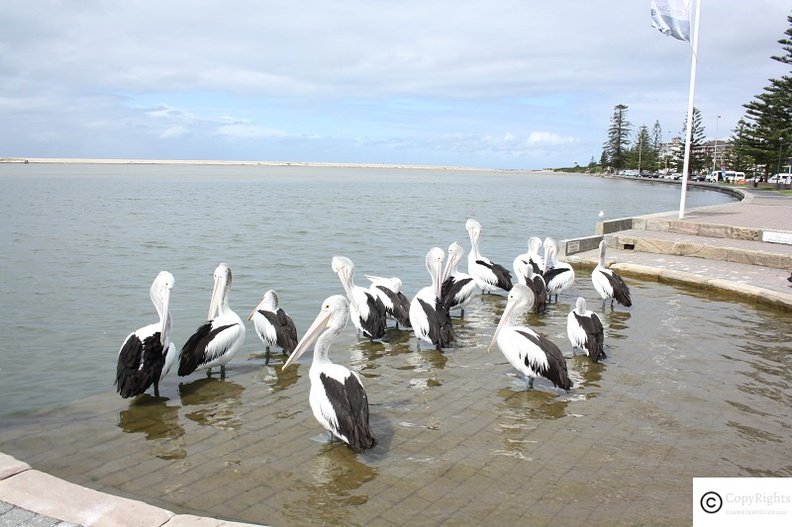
364,275,411,329
115,271,177,398
282,295,376,452
409,247,454,350
178,263,246,379
513,256,547,314
465,218,513,294
542,237,575,302
567,297,606,363
440,241,478,318
489,284,572,391
515,236,544,275
592,240,632,308
332,256,387,340
248,289,298,365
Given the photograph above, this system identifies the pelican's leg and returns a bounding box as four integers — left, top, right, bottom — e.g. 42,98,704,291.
264,346,271,366
524,374,534,391
153,381,160,398
416,339,422,352
220,365,226,380
610,298,615,309
206,368,213,378
460,308,465,319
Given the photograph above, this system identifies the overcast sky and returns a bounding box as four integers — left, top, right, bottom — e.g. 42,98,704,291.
1,1,789,169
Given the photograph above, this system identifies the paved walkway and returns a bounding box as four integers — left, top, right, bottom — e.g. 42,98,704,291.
563,186,792,312
1,451,263,527
1,185,789,526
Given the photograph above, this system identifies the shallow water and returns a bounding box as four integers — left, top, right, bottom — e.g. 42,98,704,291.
0,275,789,526
4,163,786,526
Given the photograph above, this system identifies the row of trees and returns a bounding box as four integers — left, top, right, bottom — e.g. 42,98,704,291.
598,13,792,177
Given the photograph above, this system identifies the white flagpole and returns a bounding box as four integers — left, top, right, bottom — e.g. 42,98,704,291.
678,0,702,219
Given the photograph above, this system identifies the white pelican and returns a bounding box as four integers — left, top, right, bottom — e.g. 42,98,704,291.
115,271,177,398
282,295,376,452
489,284,572,391
515,236,544,275
513,256,547,314
465,218,513,294
567,297,606,363
440,241,478,318
332,256,387,340
179,263,246,379
542,237,575,302
410,247,454,350
592,240,632,308
364,274,411,329
248,289,298,365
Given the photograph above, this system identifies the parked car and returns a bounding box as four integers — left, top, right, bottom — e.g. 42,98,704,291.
769,173,791,184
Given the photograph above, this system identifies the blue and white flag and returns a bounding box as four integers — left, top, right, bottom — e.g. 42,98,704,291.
651,0,691,42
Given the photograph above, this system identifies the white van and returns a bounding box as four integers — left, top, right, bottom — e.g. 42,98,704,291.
707,170,746,183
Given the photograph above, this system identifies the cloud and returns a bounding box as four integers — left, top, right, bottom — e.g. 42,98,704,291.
214,122,289,139
0,0,789,167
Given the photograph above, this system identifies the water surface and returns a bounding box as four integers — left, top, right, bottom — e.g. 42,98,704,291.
3,163,784,526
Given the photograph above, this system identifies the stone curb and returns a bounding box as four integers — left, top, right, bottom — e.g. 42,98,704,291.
609,233,792,270
568,256,792,313
0,453,263,527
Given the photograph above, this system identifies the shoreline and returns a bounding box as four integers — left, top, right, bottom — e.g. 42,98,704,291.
0,156,541,174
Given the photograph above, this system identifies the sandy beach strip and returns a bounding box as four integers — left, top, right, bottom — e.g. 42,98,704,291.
0,156,538,174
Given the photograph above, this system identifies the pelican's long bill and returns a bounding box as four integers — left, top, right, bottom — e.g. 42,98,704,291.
282,307,333,369
207,272,224,321
160,283,172,347
332,257,355,300
151,271,174,348
487,300,515,353
248,297,266,321
487,286,534,352
431,251,446,301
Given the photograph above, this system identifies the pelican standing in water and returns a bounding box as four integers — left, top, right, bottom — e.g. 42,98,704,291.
116,271,177,398
592,240,632,308
513,256,547,314
179,263,246,380
249,289,298,365
489,284,572,391
440,241,478,318
465,218,513,294
364,274,411,329
567,297,606,363
282,295,376,452
410,247,454,350
542,237,575,302
515,236,544,275
332,256,387,340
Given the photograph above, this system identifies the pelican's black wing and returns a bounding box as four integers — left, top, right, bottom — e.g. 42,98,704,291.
320,372,377,452
116,332,164,398
516,330,572,390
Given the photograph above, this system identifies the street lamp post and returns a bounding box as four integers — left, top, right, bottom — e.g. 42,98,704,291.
712,114,721,180
637,135,643,176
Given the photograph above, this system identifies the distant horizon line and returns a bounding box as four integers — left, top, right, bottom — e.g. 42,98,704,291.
0,156,553,173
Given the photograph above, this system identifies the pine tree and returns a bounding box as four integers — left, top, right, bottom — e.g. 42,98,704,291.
676,106,706,173
629,125,652,173
603,104,631,172
651,121,663,171
732,14,792,177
